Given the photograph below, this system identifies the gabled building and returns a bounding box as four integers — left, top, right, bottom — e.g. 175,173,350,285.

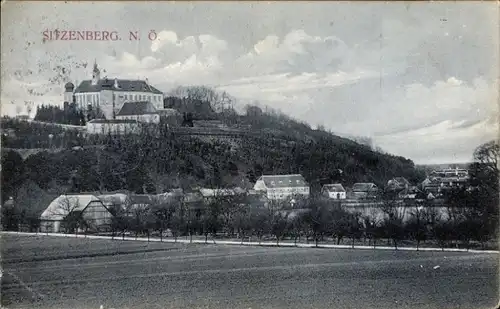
321,184,346,199
40,194,112,233
116,101,160,124
350,183,379,200
398,186,423,200
124,194,156,215
254,174,310,200
386,177,411,191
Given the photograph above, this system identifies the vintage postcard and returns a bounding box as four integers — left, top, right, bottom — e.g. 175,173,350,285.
1,1,499,309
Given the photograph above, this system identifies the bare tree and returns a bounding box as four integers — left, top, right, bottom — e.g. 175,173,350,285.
50,195,86,234
405,204,428,250
271,211,289,246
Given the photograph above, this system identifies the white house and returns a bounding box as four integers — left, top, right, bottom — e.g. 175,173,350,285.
86,119,141,135
66,61,164,119
254,174,310,200
40,194,112,233
321,184,346,199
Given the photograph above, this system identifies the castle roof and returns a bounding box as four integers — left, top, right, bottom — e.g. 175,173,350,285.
74,79,163,94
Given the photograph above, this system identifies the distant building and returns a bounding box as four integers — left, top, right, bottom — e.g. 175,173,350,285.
254,174,310,200
65,61,164,119
350,183,379,200
199,188,245,199
157,108,182,126
86,119,141,135
386,177,410,191
40,194,112,233
422,167,469,194
123,194,155,216
321,184,346,199
398,186,423,200
116,101,160,123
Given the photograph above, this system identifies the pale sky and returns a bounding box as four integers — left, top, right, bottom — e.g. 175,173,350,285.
1,2,498,164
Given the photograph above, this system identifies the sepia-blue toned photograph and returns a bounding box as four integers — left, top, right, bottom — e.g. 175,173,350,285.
1,2,498,309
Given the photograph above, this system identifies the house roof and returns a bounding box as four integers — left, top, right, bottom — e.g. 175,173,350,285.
323,184,346,192
98,193,129,205
392,177,410,185
74,79,163,94
127,194,155,205
157,108,181,116
199,188,246,198
352,183,377,192
259,174,308,188
40,194,103,220
117,101,158,116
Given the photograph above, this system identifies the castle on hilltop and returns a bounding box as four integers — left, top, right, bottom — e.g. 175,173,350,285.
63,61,164,121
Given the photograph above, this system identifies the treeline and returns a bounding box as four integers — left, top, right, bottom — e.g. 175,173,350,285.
1,117,85,149
34,104,86,125
113,190,494,250
5,192,496,250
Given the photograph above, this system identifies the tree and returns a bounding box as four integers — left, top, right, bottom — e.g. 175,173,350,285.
62,211,89,234
252,209,271,244
1,150,25,201
330,205,350,245
469,141,499,240
232,206,252,244
347,212,363,248
304,198,332,247
287,212,307,245
432,219,452,250
271,212,289,245
50,196,86,234
405,205,428,250
380,191,406,248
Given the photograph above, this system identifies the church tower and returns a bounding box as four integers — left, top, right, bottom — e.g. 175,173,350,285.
91,60,100,85
64,82,75,104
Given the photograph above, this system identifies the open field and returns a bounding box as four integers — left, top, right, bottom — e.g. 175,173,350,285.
1,234,498,309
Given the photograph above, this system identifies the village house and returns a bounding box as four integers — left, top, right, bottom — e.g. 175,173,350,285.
97,192,129,214
123,194,156,216
253,174,310,201
386,177,411,191
40,194,112,233
398,186,424,200
321,184,347,199
421,168,470,194
350,183,379,200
